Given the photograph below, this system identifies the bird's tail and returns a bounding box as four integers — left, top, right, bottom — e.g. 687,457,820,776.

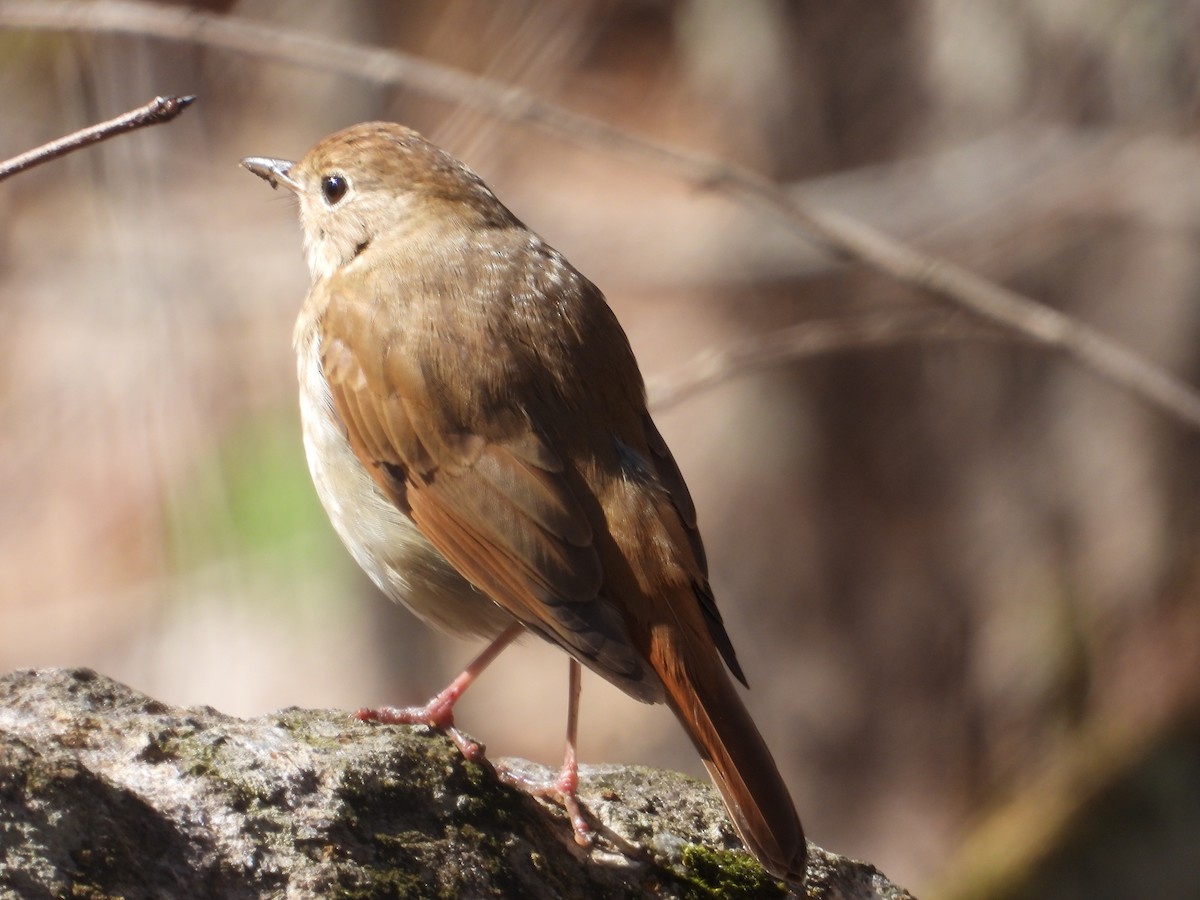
657,639,807,885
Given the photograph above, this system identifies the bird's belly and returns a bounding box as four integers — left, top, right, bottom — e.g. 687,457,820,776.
296,340,513,639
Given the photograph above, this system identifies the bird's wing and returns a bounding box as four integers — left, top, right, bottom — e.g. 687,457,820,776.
314,278,658,694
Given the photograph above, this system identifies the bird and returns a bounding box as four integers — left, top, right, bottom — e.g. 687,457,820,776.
241,121,806,885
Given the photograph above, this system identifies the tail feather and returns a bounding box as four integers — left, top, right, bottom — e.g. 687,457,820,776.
658,641,807,884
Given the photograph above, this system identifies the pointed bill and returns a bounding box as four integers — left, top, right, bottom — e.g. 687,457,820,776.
241,156,301,193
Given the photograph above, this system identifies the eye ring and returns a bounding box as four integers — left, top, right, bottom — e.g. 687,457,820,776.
321,173,349,206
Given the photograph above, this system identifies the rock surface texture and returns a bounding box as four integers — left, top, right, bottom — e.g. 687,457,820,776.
0,668,914,898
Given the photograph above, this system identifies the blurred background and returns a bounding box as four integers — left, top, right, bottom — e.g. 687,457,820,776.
3,1,1200,896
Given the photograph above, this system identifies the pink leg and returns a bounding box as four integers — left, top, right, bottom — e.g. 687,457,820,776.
498,657,593,847
357,622,523,761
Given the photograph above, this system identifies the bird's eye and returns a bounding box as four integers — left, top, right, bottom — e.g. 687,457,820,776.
321,174,349,205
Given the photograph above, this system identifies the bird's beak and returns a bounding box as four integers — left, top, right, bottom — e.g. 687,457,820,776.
241,156,301,193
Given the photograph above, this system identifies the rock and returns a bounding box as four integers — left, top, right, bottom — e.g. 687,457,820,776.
0,668,914,898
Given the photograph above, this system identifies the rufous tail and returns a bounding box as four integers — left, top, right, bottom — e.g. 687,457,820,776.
659,644,807,885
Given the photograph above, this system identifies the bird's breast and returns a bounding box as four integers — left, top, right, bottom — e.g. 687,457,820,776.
295,324,513,639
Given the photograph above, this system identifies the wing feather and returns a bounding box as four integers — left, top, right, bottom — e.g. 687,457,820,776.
314,284,648,690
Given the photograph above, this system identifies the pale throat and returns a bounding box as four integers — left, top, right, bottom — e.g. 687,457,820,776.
302,225,357,283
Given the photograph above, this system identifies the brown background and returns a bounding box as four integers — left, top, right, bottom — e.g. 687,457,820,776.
2,2,1200,896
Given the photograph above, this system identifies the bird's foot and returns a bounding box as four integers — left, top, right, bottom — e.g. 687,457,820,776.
356,701,485,761
496,759,594,848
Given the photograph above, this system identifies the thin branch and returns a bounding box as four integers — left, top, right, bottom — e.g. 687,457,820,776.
647,311,1013,412
0,94,195,181
727,188,1200,430
4,1,1200,429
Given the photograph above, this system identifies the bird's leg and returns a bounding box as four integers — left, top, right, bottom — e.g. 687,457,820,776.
357,622,524,761
498,657,593,847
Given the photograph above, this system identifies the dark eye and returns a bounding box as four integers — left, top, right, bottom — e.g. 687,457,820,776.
321,174,348,205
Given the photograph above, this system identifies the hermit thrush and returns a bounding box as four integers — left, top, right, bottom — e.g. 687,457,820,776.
242,122,806,884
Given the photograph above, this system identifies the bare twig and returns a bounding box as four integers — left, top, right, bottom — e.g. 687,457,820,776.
647,311,1012,412
725,189,1200,430
0,94,195,182
4,0,1200,429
